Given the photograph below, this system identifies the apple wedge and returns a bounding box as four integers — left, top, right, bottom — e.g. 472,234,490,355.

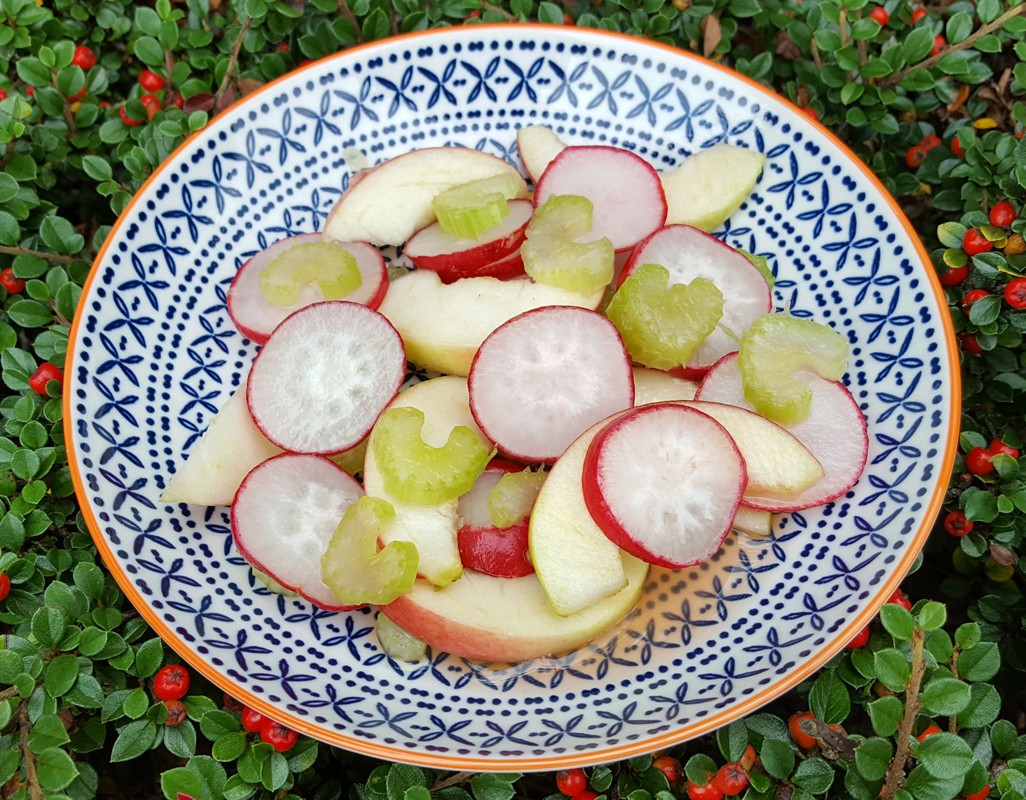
632,366,698,404
379,552,647,663
377,270,605,376
363,376,493,588
661,143,766,231
322,147,528,246
734,505,772,538
517,124,567,184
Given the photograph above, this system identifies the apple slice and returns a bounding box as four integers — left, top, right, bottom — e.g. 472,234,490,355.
457,459,534,578
661,143,766,231
734,505,772,538
619,225,772,372
582,404,747,568
632,366,699,404
534,146,667,252
232,453,364,611
469,306,634,463
323,147,528,246
529,411,632,616
227,234,388,345
246,302,406,455
517,124,567,184
377,269,605,376
379,553,647,663
697,353,869,511
364,376,492,587
404,200,532,281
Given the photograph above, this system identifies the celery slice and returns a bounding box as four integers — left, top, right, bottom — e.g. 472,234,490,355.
258,241,361,306
521,194,614,293
432,173,524,239
487,467,546,529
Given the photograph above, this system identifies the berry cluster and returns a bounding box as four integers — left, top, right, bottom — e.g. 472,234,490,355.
240,705,300,752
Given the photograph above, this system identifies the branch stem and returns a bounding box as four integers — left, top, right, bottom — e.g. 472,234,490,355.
430,772,475,792
214,16,252,110
882,629,926,800
0,245,76,264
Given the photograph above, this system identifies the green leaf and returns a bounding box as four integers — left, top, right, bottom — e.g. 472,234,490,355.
212,731,247,762
72,563,105,601
65,674,104,708
856,737,893,781
793,757,834,794
0,751,18,788
43,653,79,697
717,719,749,762
163,720,197,759
921,678,971,716
36,747,79,792
123,687,150,719
110,719,157,762
904,764,965,800
160,766,204,800
915,733,974,779
685,754,717,784
0,174,19,204
16,57,51,86
917,602,946,631
27,714,70,752
867,696,904,737
361,8,389,41
873,648,910,691
31,606,67,649
970,294,1003,326
134,638,164,678
903,26,937,62
958,683,1001,728
991,720,1017,756
937,222,969,248
760,739,795,780
134,35,165,66
223,774,257,800
469,773,519,800
200,710,240,739
0,211,21,246
39,216,84,255
880,604,915,640
8,299,54,328
957,642,1000,682
261,751,289,792
809,671,850,724
947,12,973,43
186,755,228,800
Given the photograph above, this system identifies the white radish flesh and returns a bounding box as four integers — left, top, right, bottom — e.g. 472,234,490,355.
534,146,667,252
582,404,747,568
469,306,635,463
227,234,387,345
696,353,869,510
232,453,364,610
246,301,405,455
404,200,532,282
619,225,771,371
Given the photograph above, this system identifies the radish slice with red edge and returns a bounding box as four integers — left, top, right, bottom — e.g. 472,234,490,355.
227,233,387,344
469,305,634,463
405,200,532,282
696,352,868,511
618,225,771,373
457,458,534,578
231,452,364,611
582,403,747,568
534,145,667,252
247,301,405,455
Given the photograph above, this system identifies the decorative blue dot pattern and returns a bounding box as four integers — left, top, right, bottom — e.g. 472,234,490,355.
68,28,955,767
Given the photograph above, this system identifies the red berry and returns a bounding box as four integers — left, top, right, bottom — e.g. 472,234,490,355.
152,664,190,701
846,625,870,649
164,700,187,726
868,6,889,26
712,763,750,797
563,12,574,24
965,785,990,800
906,144,928,169
989,201,1016,228
801,107,819,121
788,712,818,749
652,755,682,783
989,439,1020,460
931,34,946,56
277,42,290,51
939,265,969,286
0,268,26,294
1006,277,1026,310
28,363,62,396
463,8,481,19
965,446,995,476
169,92,184,109
0,88,7,101
141,93,161,120
26,86,34,98
951,135,964,157
223,692,243,712
738,745,757,772
920,134,941,150
916,724,941,741
0,574,10,602
570,793,598,800
888,589,912,611
72,45,97,70
962,289,989,310
67,86,86,101
260,721,299,752
911,6,927,23
119,105,144,126
687,780,725,800
241,707,268,733
961,333,983,355
962,229,992,256
943,510,973,537
556,769,587,796
139,69,163,92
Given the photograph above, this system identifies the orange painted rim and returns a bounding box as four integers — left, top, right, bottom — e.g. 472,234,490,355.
64,24,961,771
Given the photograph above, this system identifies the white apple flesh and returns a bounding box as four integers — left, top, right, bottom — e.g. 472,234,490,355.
661,143,766,231
517,124,567,184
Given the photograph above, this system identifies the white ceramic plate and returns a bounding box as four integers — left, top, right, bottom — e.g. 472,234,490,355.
66,25,959,770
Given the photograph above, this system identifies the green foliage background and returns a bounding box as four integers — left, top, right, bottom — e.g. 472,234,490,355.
1,0,1025,798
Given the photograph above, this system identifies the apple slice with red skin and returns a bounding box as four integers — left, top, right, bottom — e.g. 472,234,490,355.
232,453,364,611
456,458,534,578
405,200,532,282
696,353,869,511
582,403,747,569
246,301,406,455
227,234,387,345
534,146,667,253
618,225,771,374
517,125,567,184
469,305,635,463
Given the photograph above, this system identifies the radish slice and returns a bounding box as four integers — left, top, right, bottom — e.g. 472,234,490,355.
405,200,532,282
247,301,405,455
583,404,747,568
227,234,387,345
232,453,364,611
534,146,667,253
457,459,534,578
469,306,635,463
470,249,526,282
619,225,772,371
696,353,869,511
